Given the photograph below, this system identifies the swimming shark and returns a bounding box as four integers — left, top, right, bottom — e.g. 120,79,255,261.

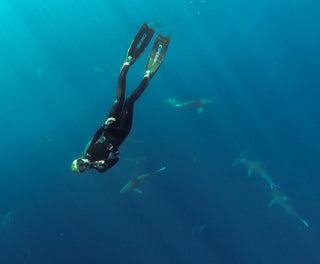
163,96,213,114
191,225,206,235
120,166,166,194
0,209,13,230
92,66,104,75
39,134,53,145
269,184,309,228
148,18,166,29
232,157,275,186
35,67,46,78
124,155,147,167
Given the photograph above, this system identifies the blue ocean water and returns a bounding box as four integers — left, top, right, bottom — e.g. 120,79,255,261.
1,0,320,263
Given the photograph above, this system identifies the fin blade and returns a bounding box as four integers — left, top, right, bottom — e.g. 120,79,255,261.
127,23,155,64
146,34,170,79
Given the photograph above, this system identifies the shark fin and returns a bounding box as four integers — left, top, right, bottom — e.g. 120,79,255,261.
248,168,253,177
198,107,203,114
232,158,239,167
134,188,143,194
193,95,201,103
301,219,309,228
268,199,276,207
156,166,166,173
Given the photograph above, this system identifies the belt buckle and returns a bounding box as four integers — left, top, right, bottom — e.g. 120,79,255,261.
106,143,113,150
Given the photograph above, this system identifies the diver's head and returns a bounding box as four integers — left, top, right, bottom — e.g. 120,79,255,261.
71,158,90,174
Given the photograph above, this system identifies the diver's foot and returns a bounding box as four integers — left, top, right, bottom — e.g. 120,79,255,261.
105,117,116,126
144,70,153,79
121,61,130,71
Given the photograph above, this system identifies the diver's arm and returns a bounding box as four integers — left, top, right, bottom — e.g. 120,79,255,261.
90,156,119,173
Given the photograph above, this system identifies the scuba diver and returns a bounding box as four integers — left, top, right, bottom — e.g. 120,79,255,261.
71,23,170,174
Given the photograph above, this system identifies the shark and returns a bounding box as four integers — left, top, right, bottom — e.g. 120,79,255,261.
0,209,13,230
120,166,166,194
233,157,276,186
35,67,46,78
269,184,309,228
92,66,104,75
39,134,53,145
124,155,147,167
191,225,206,235
163,96,213,114
148,18,166,29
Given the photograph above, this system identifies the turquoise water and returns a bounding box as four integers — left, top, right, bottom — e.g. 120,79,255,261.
1,0,320,263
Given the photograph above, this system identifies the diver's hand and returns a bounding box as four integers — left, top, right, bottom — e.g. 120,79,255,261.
94,160,105,165
90,160,107,171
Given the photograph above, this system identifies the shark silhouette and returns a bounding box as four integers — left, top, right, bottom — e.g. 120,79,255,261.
124,155,147,167
120,167,166,194
35,67,46,78
148,18,166,29
269,184,309,228
0,209,13,229
233,157,275,186
164,96,213,114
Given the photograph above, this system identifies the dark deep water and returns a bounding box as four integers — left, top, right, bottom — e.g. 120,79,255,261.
1,0,320,263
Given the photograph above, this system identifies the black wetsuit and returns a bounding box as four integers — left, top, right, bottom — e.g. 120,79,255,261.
83,64,149,172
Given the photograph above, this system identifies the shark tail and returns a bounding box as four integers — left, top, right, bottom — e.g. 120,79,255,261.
155,166,166,173
268,199,276,208
300,218,310,228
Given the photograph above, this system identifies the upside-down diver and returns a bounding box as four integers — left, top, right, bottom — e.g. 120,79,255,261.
71,23,170,174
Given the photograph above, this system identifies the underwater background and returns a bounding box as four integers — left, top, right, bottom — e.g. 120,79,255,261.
1,0,320,263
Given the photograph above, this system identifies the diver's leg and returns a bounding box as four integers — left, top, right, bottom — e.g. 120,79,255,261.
127,75,150,102
115,98,134,144
105,23,154,127
105,64,129,126
115,76,150,143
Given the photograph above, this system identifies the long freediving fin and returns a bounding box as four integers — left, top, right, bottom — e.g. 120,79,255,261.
126,23,155,65
145,34,170,79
